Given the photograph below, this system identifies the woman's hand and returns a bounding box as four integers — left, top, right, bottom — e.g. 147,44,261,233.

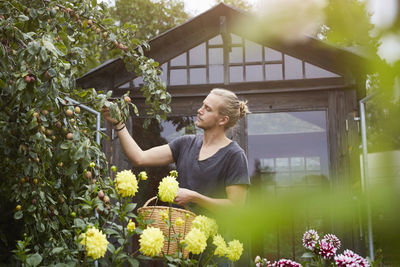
174,188,197,206
101,106,120,125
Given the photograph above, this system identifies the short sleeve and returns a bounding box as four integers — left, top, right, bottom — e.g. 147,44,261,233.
168,135,194,163
224,150,250,186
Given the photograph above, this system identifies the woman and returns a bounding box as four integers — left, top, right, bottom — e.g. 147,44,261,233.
103,88,250,214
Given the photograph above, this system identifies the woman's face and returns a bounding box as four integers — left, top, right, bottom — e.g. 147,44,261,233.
196,93,227,130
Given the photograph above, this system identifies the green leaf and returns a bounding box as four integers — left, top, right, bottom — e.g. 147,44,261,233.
91,0,97,7
54,179,61,189
125,203,137,213
14,211,23,220
47,68,57,77
102,18,114,25
40,48,48,62
127,257,139,267
60,141,70,150
27,205,36,213
105,228,120,236
61,78,69,89
52,247,64,254
54,43,67,56
16,78,26,91
301,252,315,258
18,15,29,22
108,243,115,254
37,222,45,233
26,253,42,267
74,218,86,230
42,38,58,56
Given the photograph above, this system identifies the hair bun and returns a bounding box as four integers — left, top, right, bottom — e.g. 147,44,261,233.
239,100,249,118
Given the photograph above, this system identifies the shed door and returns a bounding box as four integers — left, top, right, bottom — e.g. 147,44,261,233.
247,110,330,260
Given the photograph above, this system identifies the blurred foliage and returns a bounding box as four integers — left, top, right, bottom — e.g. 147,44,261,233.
111,0,189,41
319,0,399,152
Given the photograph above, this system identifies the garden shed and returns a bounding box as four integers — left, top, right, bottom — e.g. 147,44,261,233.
77,3,368,262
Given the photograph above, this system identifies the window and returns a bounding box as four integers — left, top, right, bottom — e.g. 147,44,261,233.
122,34,341,89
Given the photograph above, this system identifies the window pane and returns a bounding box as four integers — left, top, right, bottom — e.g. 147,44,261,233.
265,47,282,61
229,47,243,64
170,53,187,66
160,63,168,83
306,157,321,171
133,76,143,87
209,48,223,64
170,69,187,85
189,43,206,65
230,66,243,83
285,55,303,80
276,158,289,172
245,40,262,62
209,65,224,84
265,64,283,80
119,81,130,89
246,65,263,82
305,63,340,79
209,35,222,45
247,111,329,184
190,68,207,84
231,33,242,45
260,158,275,172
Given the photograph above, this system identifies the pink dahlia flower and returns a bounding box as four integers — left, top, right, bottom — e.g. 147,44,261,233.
272,259,302,267
323,233,341,249
302,229,319,250
335,249,370,267
318,239,337,259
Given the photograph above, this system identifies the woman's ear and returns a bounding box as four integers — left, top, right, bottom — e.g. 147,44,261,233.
218,115,229,127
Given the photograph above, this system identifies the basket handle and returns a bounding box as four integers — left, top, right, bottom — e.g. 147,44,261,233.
142,196,190,211
143,196,158,207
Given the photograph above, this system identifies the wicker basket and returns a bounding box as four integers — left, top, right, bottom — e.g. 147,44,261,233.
137,196,196,257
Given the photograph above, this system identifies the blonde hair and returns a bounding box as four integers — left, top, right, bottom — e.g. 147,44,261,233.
210,88,249,129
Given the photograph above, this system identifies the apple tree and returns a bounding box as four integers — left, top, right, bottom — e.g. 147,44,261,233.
0,0,170,265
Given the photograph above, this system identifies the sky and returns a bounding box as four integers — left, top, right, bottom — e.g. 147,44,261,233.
182,0,258,15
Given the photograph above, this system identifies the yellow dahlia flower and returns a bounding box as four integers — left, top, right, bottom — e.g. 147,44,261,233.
184,228,207,254
139,227,165,257
159,209,169,221
158,176,179,203
191,215,218,239
115,170,138,197
226,239,243,262
138,171,148,180
127,219,135,232
80,227,108,260
175,217,184,226
213,234,228,257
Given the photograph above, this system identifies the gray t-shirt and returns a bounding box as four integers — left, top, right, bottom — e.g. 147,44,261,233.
169,134,250,213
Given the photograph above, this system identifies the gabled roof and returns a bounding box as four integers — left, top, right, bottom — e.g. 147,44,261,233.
77,3,367,90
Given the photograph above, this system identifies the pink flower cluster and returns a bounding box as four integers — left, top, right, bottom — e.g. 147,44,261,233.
334,249,370,267
255,256,302,267
303,230,342,259
255,230,370,267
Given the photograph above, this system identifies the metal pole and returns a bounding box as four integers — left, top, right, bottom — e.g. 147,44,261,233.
359,94,375,261
64,96,107,145
59,97,106,267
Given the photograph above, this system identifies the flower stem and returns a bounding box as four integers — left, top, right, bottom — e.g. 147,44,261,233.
167,203,172,255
